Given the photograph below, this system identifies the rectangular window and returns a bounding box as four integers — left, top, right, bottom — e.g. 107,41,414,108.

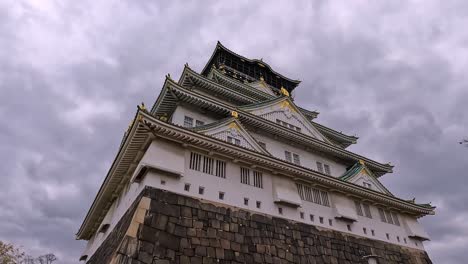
316,162,323,173
244,198,249,206
198,186,204,195
319,217,324,224
391,212,400,226
189,152,202,171
284,151,292,162
195,120,205,127
276,119,301,132
313,188,321,205
320,191,330,207
240,167,250,185
386,233,390,240
310,214,314,222
397,236,400,242
160,179,166,185
293,153,301,165
324,164,331,175
256,201,261,209
378,208,387,222
227,136,241,146
278,207,283,215
184,116,193,127
215,160,226,178
253,171,263,188
184,183,190,192
371,230,375,236
300,212,304,219
363,228,367,235
385,210,394,224
355,201,363,216
404,238,407,244
190,152,226,178
241,167,263,188
363,203,372,218
328,219,333,226
219,192,225,200
202,156,214,175
347,224,351,231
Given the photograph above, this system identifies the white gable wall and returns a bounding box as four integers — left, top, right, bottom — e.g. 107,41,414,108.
251,132,348,177
172,104,218,127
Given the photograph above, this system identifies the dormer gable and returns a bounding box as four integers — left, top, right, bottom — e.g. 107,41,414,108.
340,161,393,195
193,117,270,155
239,97,330,142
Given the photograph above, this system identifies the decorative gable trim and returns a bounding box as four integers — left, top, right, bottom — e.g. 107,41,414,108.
240,97,331,143
340,161,393,196
193,118,270,155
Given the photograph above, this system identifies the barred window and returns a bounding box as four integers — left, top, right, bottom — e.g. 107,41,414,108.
378,208,387,222
284,151,292,162
253,171,263,188
320,191,330,207
324,164,331,175
363,203,372,218
189,152,225,179
316,162,323,173
240,167,250,185
227,136,241,146
391,212,400,226
203,156,214,175
293,153,301,165
276,119,301,132
215,160,226,178
184,116,193,127
385,210,394,224
240,167,263,188
189,152,202,171
355,201,363,216
296,183,330,207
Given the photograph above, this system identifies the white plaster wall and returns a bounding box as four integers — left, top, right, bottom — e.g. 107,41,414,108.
171,104,218,127
251,132,348,177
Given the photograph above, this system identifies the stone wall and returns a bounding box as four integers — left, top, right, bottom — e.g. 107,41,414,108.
87,187,432,264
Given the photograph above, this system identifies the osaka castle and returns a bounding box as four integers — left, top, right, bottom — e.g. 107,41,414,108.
77,42,435,264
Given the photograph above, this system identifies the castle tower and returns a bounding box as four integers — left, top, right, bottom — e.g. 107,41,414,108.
77,42,435,264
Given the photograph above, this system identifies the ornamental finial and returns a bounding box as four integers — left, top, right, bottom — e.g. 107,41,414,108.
231,111,239,119
280,87,289,97
359,160,365,165
138,102,146,111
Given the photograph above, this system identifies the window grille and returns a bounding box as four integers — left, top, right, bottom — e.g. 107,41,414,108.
293,153,301,165
316,162,323,173
215,160,226,178
385,210,394,224
253,171,263,188
189,152,225,178
378,208,387,222
240,167,250,185
391,212,400,226
363,203,372,218
355,201,363,216
296,183,330,207
184,116,193,127
284,151,292,162
203,156,214,175
324,164,331,175
189,152,202,171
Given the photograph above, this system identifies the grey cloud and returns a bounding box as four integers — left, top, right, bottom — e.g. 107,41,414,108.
0,1,467,263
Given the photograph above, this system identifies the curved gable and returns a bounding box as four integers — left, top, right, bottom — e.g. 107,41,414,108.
194,118,270,155
240,97,331,143
340,161,393,195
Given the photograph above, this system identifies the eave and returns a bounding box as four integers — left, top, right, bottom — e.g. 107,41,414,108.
77,110,434,240
152,78,391,176
201,41,300,91
179,66,357,147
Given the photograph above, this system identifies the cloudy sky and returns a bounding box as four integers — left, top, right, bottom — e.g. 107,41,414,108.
1,0,467,263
